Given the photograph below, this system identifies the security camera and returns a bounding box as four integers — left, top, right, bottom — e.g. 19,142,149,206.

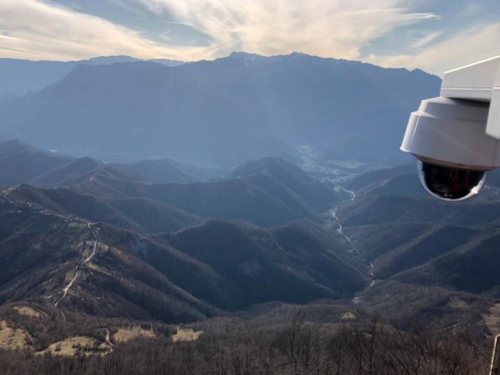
401,56,500,201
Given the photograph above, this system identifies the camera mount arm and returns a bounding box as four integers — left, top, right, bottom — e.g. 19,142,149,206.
440,55,500,139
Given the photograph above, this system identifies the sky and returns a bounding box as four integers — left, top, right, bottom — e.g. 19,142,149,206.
0,0,499,75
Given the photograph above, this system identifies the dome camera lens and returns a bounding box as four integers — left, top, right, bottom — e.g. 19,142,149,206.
418,161,487,201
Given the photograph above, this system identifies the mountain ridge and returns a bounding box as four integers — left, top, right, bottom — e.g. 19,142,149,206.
0,56,184,96
0,52,440,168
0,192,367,321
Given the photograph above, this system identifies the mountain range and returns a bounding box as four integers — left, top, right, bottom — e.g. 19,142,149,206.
336,161,500,302
0,195,367,322
2,51,500,360
0,136,499,355
0,56,183,97
0,139,221,188
5,138,500,308
0,139,367,323
0,139,341,231
0,52,440,168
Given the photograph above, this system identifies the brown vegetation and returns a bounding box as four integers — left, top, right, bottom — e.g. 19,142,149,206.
114,326,155,343
0,312,492,375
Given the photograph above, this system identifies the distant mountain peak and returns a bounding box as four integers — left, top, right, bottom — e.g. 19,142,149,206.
87,55,140,65
226,51,349,70
228,51,260,58
227,51,288,67
0,52,440,166
288,51,311,59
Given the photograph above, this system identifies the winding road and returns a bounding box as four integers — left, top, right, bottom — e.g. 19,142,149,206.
84,223,98,263
105,329,114,348
55,265,79,307
53,223,98,307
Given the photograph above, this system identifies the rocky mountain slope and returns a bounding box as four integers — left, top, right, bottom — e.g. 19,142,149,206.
0,52,440,167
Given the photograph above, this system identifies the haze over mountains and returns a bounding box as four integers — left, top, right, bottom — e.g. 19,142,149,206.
0,139,341,231
0,139,368,323
1,137,499,327
1,52,499,369
0,139,220,188
0,56,183,97
0,52,440,168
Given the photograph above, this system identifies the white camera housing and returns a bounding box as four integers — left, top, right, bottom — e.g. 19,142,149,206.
401,56,500,201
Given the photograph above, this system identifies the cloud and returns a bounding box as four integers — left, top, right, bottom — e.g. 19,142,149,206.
132,0,439,60
0,0,214,61
367,22,500,75
411,31,442,48
1,0,497,76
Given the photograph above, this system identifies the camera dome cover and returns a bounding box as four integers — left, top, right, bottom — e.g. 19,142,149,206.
418,161,486,201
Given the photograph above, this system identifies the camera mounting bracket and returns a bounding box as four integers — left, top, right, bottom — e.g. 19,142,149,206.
440,55,500,140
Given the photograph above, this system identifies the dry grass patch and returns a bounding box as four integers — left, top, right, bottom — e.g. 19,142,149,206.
114,326,155,343
13,306,43,319
42,336,111,357
172,327,203,342
69,222,87,228
342,312,357,320
0,320,30,350
449,296,468,310
86,262,112,276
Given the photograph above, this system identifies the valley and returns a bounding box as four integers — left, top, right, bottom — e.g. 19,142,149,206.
0,137,495,339
0,51,495,375
0,136,497,375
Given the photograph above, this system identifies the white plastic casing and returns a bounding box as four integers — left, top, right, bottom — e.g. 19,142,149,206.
441,55,500,139
401,55,500,169
401,97,500,169
489,72,500,139
441,56,500,102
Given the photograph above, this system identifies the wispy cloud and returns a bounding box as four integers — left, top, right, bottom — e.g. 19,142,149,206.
1,0,498,76
411,31,442,48
133,17,194,26
0,0,213,61
367,22,500,75
132,0,439,60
